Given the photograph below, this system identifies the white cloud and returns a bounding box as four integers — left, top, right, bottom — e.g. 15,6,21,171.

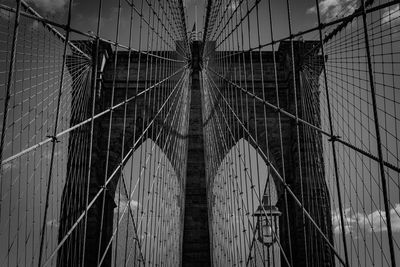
26,0,68,14
307,0,357,21
332,204,400,236
114,193,140,214
382,5,400,25
389,204,400,232
320,0,341,14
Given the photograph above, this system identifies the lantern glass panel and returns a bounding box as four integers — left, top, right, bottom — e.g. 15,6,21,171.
258,217,273,245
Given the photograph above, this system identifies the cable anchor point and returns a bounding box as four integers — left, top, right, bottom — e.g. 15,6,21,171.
328,135,341,142
46,135,60,143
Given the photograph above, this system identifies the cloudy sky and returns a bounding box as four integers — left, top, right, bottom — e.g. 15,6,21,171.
4,0,378,48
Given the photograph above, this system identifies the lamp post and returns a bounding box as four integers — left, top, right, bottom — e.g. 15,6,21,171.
253,204,281,247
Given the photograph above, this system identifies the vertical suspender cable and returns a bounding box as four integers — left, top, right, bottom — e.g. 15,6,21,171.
360,0,396,266
82,0,103,265
285,0,309,265
0,0,21,185
314,0,350,266
38,0,74,265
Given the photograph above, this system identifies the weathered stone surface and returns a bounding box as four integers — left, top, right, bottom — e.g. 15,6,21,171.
182,41,211,267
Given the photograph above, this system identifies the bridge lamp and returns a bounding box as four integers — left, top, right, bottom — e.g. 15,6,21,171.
253,205,281,247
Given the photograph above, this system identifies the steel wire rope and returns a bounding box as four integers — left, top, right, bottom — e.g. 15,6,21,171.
203,66,334,265
123,0,187,58
204,74,292,266
95,0,124,263
206,66,400,174
37,0,74,265
202,66,284,265
255,2,274,264
98,72,189,265
285,0,312,264
41,65,188,266
123,69,190,265
202,69,292,266
1,66,185,166
203,66,347,265
206,1,399,61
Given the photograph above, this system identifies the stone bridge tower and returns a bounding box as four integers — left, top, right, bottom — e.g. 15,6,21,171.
59,40,333,266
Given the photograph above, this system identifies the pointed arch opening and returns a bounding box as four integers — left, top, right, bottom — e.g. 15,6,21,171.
111,138,182,266
210,138,281,266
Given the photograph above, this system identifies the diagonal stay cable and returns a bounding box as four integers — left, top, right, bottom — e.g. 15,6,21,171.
204,67,347,266
202,72,292,267
1,65,187,166
206,66,400,174
98,69,189,265
42,66,188,266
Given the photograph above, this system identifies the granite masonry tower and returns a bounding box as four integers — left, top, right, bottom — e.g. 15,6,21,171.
60,40,333,266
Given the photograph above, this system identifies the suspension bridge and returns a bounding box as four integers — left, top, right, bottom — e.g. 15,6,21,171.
0,0,400,266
